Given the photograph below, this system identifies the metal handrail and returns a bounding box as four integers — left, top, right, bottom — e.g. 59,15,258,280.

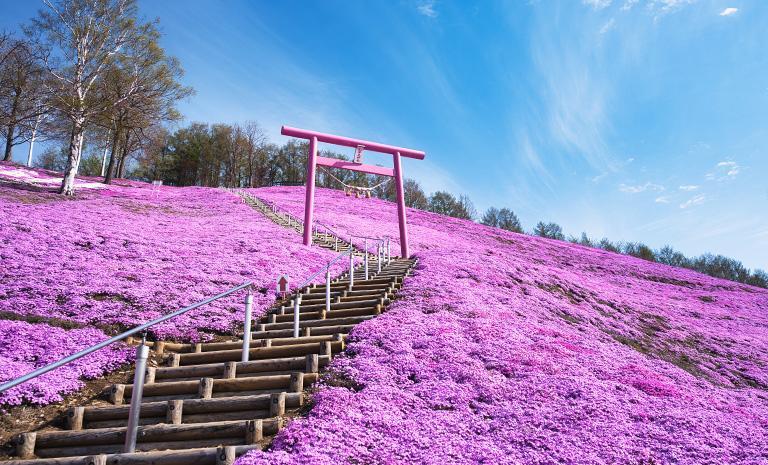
315,221,349,245
295,248,353,292
0,281,252,394
0,280,254,454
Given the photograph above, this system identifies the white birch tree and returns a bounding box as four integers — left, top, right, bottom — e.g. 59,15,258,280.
26,0,143,195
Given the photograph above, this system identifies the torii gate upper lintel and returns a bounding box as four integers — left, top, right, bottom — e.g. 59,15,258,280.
280,125,426,259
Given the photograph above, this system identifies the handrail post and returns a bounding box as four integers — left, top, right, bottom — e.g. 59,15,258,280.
387,238,391,263
124,338,149,453
364,239,369,280
349,250,354,291
377,242,382,273
334,236,338,251
293,293,302,338
325,269,331,315
241,291,253,362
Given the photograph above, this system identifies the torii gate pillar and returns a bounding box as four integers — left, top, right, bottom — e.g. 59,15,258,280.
392,152,409,259
283,126,425,259
302,136,318,247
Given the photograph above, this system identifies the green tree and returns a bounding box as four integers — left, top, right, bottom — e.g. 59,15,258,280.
482,207,522,232
656,245,689,267
597,238,620,253
427,191,474,219
622,242,656,262
533,221,565,240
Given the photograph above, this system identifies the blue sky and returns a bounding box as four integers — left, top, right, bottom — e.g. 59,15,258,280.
3,1,767,269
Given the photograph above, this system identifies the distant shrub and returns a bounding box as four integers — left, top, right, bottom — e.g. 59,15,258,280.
597,238,620,253
533,222,565,240
621,242,656,262
482,207,522,233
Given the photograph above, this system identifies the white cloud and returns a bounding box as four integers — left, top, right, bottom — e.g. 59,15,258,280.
717,160,740,177
680,194,706,209
619,182,665,193
706,160,741,180
584,0,612,9
417,1,437,18
649,0,697,20
719,7,738,16
621,0,639,11
708,161,741,179
599,18,617,34
655,196,670,203
679,185,699,191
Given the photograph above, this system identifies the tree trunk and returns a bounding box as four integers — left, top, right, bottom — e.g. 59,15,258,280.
116,131,129,178
3,88,21,161
3,123,15,161
60,118,85,196
104,127,121,184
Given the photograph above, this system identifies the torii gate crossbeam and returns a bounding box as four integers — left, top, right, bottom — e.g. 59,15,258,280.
281,126,426,259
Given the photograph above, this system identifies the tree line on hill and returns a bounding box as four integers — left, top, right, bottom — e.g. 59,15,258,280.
479,209,766,288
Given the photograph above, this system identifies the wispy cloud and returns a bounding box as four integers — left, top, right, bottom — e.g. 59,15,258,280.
706,160,740,180
583,0,612,9
416,1,437,18
599,18,617,34
680,194,706,209
679,185,699,191
531,43,615,171
719,7,738,17
718,161,740,176
619,182,665,193
621,0,639,11
655,196,670,203
650,0,697,14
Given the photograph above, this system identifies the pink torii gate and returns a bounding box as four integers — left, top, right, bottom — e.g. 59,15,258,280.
281,126,426,259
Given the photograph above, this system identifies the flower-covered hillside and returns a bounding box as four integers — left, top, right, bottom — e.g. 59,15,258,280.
0,320,133,407
0,166,342,341
243,186,768,464
0,165,346,407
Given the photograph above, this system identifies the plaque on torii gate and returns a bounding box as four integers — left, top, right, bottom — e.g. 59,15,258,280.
280,126,426,259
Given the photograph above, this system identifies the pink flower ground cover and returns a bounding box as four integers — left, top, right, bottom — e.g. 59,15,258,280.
241,186,768,464
0,173,342,341
0,166,347,406
0,319,133,407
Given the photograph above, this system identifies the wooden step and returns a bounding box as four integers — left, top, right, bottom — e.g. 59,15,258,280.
192,335,339,353
4,445,258,465
251,324,356,340
152,355,330,383
172,341,342,366
281,299,383,313
66,393,301,430
257,316,373,333
270,306,379,323
15,419,279,458
111,373,318,404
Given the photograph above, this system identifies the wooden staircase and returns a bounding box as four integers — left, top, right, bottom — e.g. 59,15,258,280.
4,194,416,464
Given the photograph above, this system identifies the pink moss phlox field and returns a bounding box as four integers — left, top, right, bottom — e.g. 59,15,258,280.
0,319,133,407
0,167,343,342
240,187,768,464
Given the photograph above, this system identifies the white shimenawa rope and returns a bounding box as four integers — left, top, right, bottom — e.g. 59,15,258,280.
319,166,390,195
